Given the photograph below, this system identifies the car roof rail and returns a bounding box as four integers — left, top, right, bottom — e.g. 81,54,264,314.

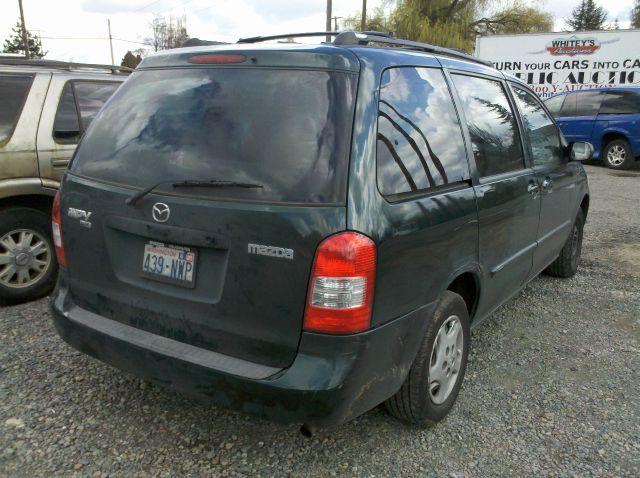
237,32,341,43
333,31,493,67
0,57,133,74
234,30,492,67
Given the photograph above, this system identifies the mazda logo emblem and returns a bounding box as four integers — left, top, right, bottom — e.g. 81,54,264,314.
152,203,170,223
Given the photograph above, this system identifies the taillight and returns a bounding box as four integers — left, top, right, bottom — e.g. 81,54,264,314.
51,191,67,267
303,232,377,334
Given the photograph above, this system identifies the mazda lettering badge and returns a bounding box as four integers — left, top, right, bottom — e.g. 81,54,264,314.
152,203,170,223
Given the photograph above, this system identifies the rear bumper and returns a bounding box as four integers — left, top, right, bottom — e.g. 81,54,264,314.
50,276,433,427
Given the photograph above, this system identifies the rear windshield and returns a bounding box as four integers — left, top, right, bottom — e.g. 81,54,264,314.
71,67,357,204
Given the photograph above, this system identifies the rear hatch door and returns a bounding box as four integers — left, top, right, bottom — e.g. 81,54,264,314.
62,51,359,369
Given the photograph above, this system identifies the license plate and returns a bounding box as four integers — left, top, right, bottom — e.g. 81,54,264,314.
141,241,197,288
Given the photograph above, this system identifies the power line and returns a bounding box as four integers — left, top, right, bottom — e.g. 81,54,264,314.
154,0,198,16
133,0,165,13
40,36,147,46
113,37,148,46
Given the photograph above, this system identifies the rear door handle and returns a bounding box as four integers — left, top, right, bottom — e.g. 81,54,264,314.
541,177,553,192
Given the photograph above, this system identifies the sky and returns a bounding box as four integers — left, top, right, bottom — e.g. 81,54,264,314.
0,0,636,65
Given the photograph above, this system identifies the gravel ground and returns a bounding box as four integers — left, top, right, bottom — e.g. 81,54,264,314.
1,164,639,477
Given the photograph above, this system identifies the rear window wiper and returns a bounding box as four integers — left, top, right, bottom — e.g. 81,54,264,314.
125,179,263,206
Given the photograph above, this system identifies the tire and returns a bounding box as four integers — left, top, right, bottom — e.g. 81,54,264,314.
544,209,584,279
385,290,470,426
603,139,634,170
0,207,58,304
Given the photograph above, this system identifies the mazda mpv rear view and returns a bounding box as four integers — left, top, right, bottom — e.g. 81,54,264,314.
51,32,590,432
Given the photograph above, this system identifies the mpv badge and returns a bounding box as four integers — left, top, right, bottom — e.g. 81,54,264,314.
152,203,170,223
67,207,93,228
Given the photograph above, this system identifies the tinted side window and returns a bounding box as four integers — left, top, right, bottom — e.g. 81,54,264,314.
600,90,640,115
452,74,524,177
53,82,81,144
575,91,603,116
560,93,577,116
53,81,120,144
0,74,34,143
376,67,469,197
544,95,565,116
74,82,119,129
511,85,563,166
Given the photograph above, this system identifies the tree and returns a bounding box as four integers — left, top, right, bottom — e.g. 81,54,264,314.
392,0,552,53
632,0,640,29
144,15,188,52
121,51,142,69
472,4,554,35
342,7,393,32
566,0,608,31
2,20,46,58
340,0,552,53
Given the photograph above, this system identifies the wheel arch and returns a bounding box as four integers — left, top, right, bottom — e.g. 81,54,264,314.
601,130,630,148
580,194,589,221
446,271,480,322
0,194,54,214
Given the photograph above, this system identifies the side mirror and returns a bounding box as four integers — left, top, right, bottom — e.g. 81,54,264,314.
570,142,594,162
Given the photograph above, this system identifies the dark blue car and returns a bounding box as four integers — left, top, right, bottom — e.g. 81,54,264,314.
544,87,640,169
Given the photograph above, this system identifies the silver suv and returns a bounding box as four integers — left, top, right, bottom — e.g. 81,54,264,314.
0,58,129,303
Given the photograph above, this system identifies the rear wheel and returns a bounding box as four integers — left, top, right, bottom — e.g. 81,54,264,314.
0,207,58,304
603,139,633,170
544,209,584,279
385,291,470,426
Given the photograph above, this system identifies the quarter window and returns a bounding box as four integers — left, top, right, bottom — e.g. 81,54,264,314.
53,82,80,143
511,85,563,166
575,91,603,116
376,67,469,197
0,74,34,143
600,90,640,115
452,74,524,177
53,81,119,144
544,95,565,116
560,93,577,117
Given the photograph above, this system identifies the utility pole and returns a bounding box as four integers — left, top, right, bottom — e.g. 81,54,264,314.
325,0,332,43
333,16,343,31
18,0,29,59
360,0,367,31
107,19,115,65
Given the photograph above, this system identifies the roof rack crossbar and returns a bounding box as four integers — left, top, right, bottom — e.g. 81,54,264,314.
237,32,340,44
0,57,133,73
333,31,493,67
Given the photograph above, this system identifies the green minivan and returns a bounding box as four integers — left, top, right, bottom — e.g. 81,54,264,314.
50,32,592,433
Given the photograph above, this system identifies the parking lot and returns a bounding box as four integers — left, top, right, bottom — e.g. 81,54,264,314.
0,164,638,477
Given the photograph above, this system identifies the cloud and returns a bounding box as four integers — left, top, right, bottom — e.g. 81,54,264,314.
81,0,175,14
244,0,326,22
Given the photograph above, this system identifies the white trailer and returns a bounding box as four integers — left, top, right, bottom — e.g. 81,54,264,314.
475,29,640,98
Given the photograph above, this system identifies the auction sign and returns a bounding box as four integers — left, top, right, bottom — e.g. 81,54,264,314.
475,29,640,98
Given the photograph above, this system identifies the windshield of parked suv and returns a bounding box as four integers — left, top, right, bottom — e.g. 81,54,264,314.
71,67,357,204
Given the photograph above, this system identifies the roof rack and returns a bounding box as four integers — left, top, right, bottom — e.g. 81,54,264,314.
237,32,340,43
333,31,493,67
0,57,133,74
236,30,491,67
